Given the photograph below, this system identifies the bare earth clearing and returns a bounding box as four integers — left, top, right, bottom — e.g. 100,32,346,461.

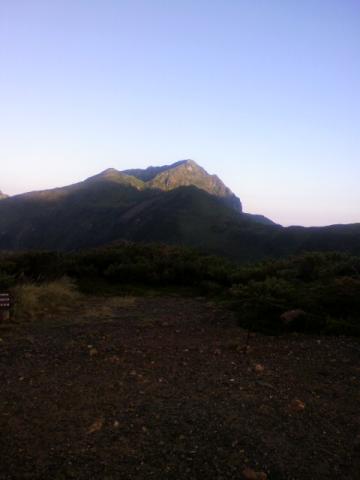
1,296,359,479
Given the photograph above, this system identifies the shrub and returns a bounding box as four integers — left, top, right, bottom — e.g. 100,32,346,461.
13,277,80,321
0,270,15,290
230,277,299,333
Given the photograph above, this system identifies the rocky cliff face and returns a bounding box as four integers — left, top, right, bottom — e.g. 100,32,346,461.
122,160,242,212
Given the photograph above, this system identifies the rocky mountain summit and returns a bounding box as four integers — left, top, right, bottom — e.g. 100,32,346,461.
121,160,242,212
86,160,242,213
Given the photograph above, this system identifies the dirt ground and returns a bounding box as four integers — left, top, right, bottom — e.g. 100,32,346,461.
0,296,359,480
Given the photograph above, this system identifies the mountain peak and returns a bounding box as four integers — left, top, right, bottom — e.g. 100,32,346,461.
147,160,242,212
82,160,242,213
175,158,197,166
173,159,201,171
121,160,242,212
85,168,145,189
100,168,119,176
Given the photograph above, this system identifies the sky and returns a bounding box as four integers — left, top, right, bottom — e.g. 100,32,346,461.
0,0,359,226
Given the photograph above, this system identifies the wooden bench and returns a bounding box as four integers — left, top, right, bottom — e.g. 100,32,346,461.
0,292,11,322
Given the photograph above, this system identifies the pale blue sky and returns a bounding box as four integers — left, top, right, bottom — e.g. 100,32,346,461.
0,0,359,226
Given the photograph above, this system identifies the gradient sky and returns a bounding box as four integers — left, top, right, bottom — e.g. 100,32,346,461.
1,0,359,226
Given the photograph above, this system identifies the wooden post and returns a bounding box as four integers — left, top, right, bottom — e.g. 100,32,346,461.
0,293,11,322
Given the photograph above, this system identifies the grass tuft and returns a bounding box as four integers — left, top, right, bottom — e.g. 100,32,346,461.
13,277,80,321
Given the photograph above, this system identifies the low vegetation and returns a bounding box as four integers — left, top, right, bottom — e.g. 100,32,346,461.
13,277,80,321
0,243,359,335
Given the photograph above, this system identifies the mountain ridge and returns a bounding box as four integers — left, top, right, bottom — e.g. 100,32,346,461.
85,159,243,213
0,160,359,260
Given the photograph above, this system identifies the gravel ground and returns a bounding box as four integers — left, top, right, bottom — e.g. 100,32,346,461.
0,296,359,480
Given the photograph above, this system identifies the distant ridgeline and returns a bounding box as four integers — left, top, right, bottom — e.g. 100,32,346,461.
0,160,359,261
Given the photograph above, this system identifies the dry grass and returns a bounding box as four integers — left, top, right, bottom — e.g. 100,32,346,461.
106,296,136,308
13,277,81,321
76,296,137,320
11,280,137,325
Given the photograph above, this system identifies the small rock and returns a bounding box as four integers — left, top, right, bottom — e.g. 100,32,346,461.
113,420,120,428
289,398,306,412
242,467,267,480
87,418,104,434
280,309,306,326
257,473,267,480
254,364,265,373
258,404,272,415
256,380,276,390
107,355,121,364
89,348,98,356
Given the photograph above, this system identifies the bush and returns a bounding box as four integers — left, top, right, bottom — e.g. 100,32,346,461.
0,270,15,290
230,254,360,335
13,277,80,321
230,277,299,333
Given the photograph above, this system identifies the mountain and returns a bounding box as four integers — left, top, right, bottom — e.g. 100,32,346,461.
0,191,8,200
122,160,242,212
0,160,255,256
0,160,359,261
